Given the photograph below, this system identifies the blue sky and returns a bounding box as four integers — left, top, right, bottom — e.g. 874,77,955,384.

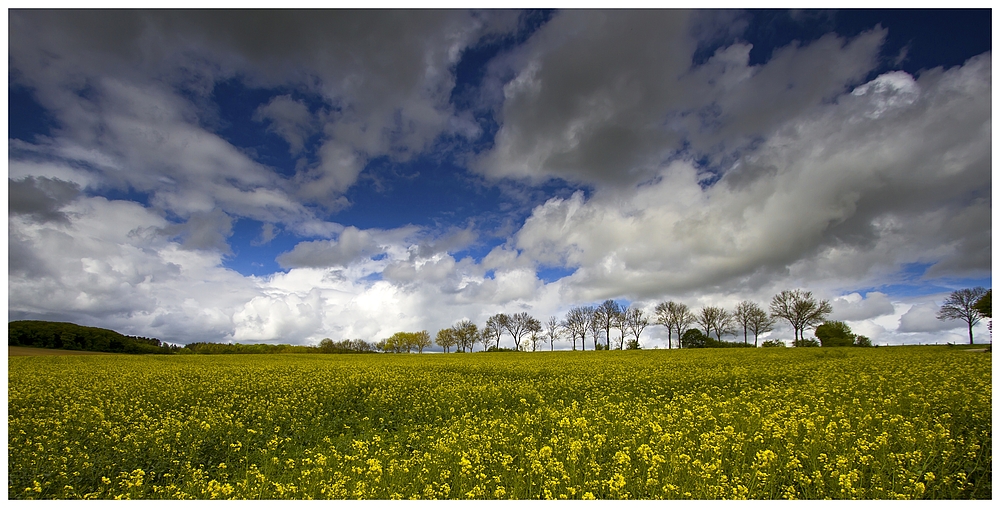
7,9,992,347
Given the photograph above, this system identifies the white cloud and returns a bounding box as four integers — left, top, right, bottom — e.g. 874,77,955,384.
898,302,959,333
830,292,895,322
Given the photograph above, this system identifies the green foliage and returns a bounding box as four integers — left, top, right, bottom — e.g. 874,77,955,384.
625,339,641,350
761,339,786,348
854,335,873,348
681,328,711,348
7,320,176,354
973,289,991,318
797,338,821,347
815,321,855,347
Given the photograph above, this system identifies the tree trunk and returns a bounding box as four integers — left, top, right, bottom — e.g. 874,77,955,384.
968,321,975,345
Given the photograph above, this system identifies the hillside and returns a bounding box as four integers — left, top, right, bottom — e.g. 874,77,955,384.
7,320,176,355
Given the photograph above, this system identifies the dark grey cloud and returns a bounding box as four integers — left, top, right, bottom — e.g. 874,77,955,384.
9,176,81,223
159,209,234,253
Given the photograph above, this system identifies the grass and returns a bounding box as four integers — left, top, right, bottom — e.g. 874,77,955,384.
7,347,991,499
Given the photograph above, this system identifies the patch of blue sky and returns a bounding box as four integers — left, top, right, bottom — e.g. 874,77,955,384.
222,218,296,276
8,85,56,142
208,78,328,177
537,265,577,284
854,262,992,299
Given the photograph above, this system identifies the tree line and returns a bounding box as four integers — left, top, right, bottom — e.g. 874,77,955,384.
10,287,988,355
394,288,876,354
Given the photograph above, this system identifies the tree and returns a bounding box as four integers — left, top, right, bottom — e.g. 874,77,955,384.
562,306,590,351
504,312,536,351
413,331,432,353
319,338,335,352
594,300,623,350
814,321,854,347
484,314,508,349
452,320,478,353
435,328,456,353
587,306,603,351
697,306,733,341
681,328,710,348
854,335,872,347
937,286,988,345
624,306,649,350
545,316,562,351
614,310,630,349
770,289,832,347
525,316,543,351
746,304,775,347
655,301,694,349
733,301,772,346
973,289,991,318
476,327,493,352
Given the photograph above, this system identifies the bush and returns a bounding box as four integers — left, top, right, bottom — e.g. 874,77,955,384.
761,339,786,348
625,339,641,350
854,335,873,347
797,338,820,347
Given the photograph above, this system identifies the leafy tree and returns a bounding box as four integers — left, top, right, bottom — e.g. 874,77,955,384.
937,287,988,345
412,331,431,353
770,289,832,347
973,289,991,318
435,328,456,353
681,328,711,348
854,335,873,347
594,300,623,350
654,301,694,349
318,338,335,352
761,339,786,348
545,316,562,351
453,320,478,353
624,306,649,350
815,321,854,347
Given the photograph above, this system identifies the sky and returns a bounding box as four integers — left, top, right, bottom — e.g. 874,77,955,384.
6,8,993,349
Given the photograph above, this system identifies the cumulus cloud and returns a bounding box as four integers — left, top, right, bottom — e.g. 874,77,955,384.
510,56,990,302
829,292,895,322
898,302,960,333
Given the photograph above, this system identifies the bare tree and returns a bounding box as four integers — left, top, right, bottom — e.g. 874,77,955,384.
485,314,509,349
595,300,623,350
770,289,832,347
587,306,604,350
562,306,591,351
733,301,768,346
746,305,775,347
476,326,493,352
697,306,732,341
625,306,649,349
504,311,537,351
525,316,543,351
655,301,694,349
937,286,989,345
545,316,562,351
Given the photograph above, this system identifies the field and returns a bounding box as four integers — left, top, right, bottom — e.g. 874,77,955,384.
8,347,991,499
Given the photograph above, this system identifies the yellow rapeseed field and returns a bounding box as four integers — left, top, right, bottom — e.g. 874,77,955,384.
7,347,991,499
